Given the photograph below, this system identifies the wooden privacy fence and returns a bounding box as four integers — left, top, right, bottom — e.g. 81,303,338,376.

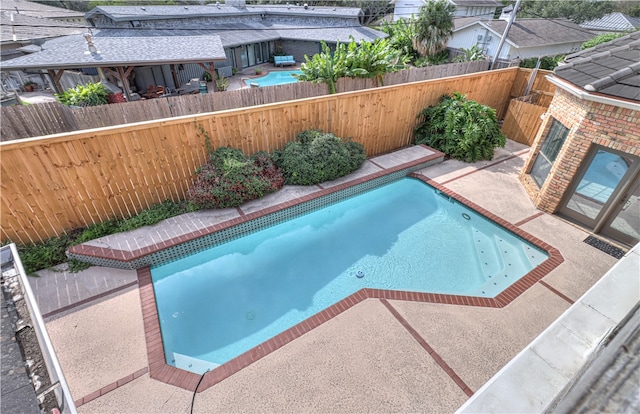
0,67,519,244
1,60,488,141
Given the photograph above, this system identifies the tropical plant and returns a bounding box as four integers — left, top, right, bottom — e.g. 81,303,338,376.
187,147,284,209
202,71,212,82
215,75,229,91
297,41,347,94
414,92,506,163
414,50,450,67
344,37,407,86
380,17,419,63
55,82,109,107
413,0,455,57
273,129,366,185
453,45,486,62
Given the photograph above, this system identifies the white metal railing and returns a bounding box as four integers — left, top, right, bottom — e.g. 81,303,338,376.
1,243,77,414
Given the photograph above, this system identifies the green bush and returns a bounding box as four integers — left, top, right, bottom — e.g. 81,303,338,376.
414,92,506,162
55,81,109,107
187,147,284,209
519,55,565,70
273,129,366,185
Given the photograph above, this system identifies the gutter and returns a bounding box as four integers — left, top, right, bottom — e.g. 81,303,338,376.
546,75,640,112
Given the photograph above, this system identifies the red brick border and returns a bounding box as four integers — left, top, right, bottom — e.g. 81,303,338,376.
74,367,148,407
121,154,563,395
137,179,564,394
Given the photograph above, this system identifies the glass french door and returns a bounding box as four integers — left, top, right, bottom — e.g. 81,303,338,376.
559,146,640,246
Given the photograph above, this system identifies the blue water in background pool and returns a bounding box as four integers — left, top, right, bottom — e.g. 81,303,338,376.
244,70,301,87
152,178,548,373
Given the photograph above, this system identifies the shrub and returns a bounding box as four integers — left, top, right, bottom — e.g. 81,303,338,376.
55,82,109,107
187,147,284,209
414,92,506,162
273,129,366,185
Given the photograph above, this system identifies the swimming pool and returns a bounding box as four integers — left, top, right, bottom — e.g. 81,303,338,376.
151,178,548,374
244,70,301,87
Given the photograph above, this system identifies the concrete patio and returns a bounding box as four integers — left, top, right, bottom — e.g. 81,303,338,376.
27,140,635,413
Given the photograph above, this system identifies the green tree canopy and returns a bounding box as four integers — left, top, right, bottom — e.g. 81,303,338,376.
518,0,615,24
413,0,455,57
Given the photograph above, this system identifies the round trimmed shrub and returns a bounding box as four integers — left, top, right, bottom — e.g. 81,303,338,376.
187,147,284,209
274,129,366,185
414,92,506,163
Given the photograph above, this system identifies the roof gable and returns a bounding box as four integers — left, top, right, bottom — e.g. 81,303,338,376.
580,12,640,32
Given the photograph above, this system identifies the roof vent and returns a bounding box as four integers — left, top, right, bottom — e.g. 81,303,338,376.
141,7,145,11
304,3,308,9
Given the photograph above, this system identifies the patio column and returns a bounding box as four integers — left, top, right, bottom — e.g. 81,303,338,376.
47,69,64,94
197,62,217,92
104,66,135,101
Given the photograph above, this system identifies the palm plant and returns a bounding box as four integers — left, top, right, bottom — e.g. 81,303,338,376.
296,41,348,94
413,0,455,57
344,38,407,86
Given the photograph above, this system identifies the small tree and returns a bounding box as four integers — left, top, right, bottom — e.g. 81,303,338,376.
413,0,455,57
414,92,506,163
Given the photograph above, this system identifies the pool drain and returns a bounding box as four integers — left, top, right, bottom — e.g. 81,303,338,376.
356,270,365,278
246,311,256,320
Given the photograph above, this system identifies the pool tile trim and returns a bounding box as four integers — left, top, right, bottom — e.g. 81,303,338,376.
67,147,444,269
136,173,564,393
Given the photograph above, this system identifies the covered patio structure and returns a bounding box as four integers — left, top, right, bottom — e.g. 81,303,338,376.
0,33,226,100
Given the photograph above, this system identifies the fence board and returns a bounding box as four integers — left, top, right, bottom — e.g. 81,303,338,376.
1,67,520,243
501,99,547,146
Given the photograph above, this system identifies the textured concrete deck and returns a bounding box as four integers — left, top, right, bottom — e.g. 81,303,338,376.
30,141,628,413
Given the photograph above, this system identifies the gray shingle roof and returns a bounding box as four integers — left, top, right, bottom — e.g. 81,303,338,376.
1,0,84,19
0,11,85,44
481,19,595,47
85,4,362,21
0,34,226,70
580,12,640,33
555,31,640,101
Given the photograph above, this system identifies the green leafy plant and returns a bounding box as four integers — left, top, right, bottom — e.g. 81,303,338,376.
15,199,191,274
55,82,109,107
453,45,486,62
415,50,450,67
519,55,565,70
581,32,627,50
413,0,455,57
202,71,212,82
381,16,419,63
273,129,366,185
414,92,506,163
215,75,229,92
254,67,263,75
187,147,284,209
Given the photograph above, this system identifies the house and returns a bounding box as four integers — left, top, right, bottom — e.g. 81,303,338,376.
0,1,85,93
580,12,640,34
519,31,640,247
1,1,386,98
449,17,595,62
393,0,502,21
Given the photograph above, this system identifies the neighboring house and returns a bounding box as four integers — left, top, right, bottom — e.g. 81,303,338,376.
1,1,386,98
520,31,640,247
449,17,595,62
393,0,502,21
0,1,85,93
580,12,640,34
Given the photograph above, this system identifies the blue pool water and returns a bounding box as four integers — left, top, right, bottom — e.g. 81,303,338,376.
152,178,548,373
244,70,301,87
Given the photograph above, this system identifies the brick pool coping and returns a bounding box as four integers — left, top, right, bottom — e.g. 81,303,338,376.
134,172,564,394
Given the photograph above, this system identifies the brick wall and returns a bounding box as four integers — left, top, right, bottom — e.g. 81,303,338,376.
520,88,640,213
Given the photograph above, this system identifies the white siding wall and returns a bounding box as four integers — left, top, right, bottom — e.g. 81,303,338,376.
453,6,497,19
393,0,424,20
504,42,584,60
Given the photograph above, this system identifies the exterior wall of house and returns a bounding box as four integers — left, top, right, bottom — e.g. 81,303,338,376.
505,42,584,60
279,40,320,63
520,87,640,213
453,5,497,19
393,0,424,20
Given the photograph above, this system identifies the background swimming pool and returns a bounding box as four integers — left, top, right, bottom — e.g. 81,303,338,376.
151,178,548,373
244,70,301,87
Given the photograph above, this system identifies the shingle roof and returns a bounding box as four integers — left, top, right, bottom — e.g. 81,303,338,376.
555,31,640,101
0,34,226,70
580,12,640,33
85,4,362,21
481,19,595,47
0,11,85,44
1,0,84,19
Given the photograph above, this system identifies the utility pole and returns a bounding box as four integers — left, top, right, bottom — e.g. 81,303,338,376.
490,0,522,70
